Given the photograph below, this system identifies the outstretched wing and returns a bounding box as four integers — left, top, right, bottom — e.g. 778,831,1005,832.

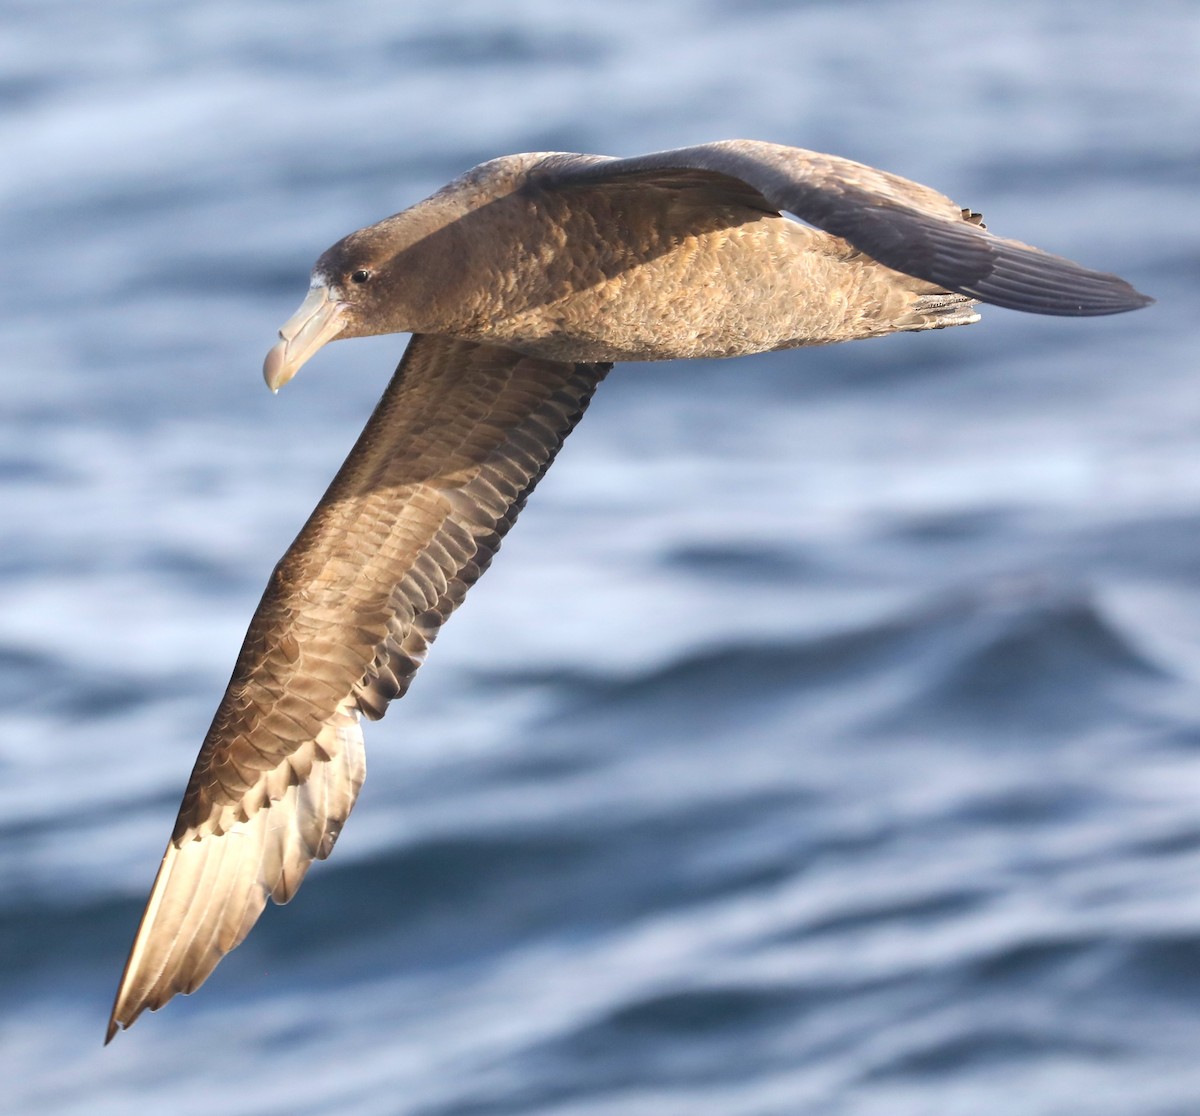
537,140,1151,315
108,336,609,1040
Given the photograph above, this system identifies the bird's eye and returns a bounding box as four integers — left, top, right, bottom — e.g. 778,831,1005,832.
350,269,372,284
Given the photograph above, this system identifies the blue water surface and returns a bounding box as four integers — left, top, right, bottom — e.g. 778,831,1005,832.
2,2,1198,1113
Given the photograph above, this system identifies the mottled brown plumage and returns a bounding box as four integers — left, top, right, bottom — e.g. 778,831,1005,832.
108,140,1149,1042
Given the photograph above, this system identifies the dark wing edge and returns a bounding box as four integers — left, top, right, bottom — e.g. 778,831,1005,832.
538,140,1152,316
107,337,610,1042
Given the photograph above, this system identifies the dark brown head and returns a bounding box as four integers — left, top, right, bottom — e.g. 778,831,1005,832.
262,216,429,391
262,154,550,391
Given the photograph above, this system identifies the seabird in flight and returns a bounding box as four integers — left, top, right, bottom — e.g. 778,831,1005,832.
106,139,1150,1041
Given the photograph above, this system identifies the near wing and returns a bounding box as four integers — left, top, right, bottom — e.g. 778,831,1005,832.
107,336,609,1040
537,140,1151,315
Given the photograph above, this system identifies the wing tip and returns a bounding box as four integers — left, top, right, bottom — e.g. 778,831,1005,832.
1121,287,1156,312
105,987,147,1044
104,1009,134,1045
105,968,153,1045
997,283,1154,317
1056,273,1155,316
967,254,1154,317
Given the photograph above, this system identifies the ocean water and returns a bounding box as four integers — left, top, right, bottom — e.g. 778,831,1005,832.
2,1,1198,1113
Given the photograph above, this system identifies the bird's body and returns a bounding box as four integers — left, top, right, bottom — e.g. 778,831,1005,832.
108,140,1150,1042
350,150,977,364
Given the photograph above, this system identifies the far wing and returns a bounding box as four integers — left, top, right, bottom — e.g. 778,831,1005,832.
537,140,1151,315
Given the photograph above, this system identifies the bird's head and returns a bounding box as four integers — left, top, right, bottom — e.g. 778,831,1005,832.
262,224,413,392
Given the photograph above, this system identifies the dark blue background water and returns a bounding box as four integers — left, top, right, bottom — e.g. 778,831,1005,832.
2,2,1198,1112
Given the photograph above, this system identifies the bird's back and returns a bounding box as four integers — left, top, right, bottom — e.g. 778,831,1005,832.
436,168,980,363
